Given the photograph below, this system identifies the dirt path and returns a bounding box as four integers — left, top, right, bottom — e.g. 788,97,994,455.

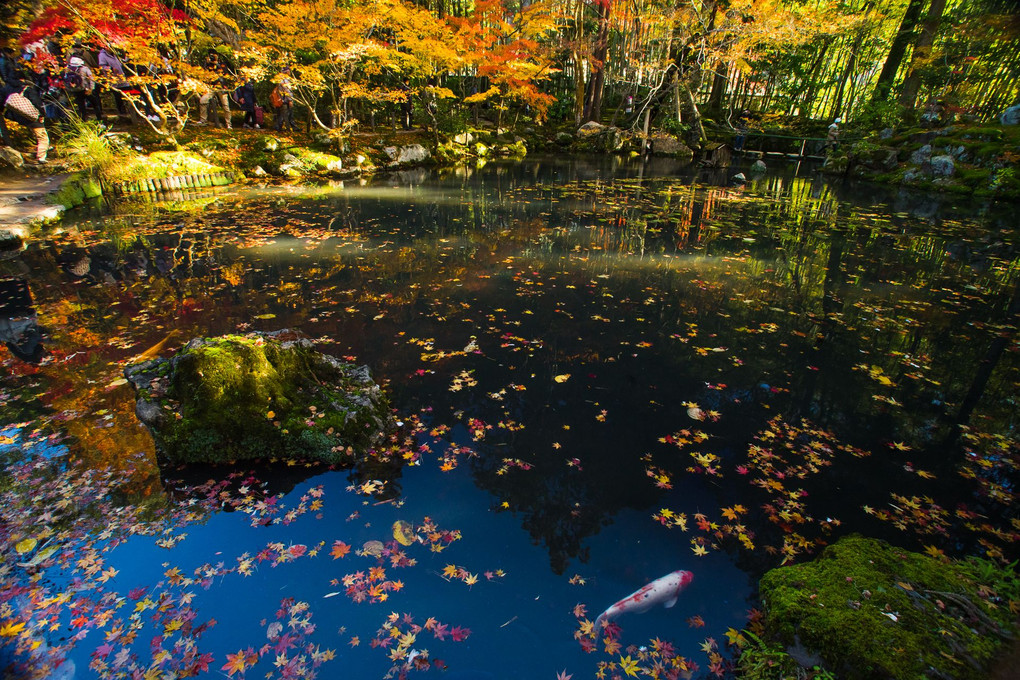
0,173,71,236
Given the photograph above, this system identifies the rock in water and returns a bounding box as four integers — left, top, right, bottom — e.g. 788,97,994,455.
751,159,767,173
124,330,394,465
759,535,1018,680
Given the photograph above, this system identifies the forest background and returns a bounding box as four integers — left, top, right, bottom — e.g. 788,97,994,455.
1,0,1018,147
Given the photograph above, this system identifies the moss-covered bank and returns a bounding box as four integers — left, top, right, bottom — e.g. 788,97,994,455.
757,535,1019,680
125,330,394,465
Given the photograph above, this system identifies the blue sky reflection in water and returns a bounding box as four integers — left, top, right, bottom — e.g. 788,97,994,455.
1,155,1018,679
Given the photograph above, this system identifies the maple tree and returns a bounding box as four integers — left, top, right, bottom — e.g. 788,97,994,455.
19,0,259,136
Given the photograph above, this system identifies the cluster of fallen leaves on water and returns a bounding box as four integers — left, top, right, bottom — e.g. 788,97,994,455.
0,450,479,680
649,412,1020,565
567,602,756,679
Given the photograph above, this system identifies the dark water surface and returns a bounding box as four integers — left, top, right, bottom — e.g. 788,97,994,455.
1,155,1018,679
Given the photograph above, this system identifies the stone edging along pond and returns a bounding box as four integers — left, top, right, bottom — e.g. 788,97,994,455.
110,172,237,196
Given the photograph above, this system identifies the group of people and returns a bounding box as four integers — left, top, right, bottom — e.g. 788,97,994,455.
191,52,296,133
2,41,299,167
0,47,50,164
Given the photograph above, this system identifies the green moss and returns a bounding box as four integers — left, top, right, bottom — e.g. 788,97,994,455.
47,175,88,209
128,333,393,465
759,536,1018,680
958,167,992,184
291,147,342,170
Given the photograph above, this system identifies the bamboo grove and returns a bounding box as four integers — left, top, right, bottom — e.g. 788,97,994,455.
3,0,1019,141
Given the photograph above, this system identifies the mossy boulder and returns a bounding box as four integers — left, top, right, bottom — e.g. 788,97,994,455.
124,330,394,465
759,535,1019,680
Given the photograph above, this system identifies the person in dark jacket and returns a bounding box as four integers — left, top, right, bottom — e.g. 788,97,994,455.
0,48,20,87
0,47,21,144
236,79,258,128
2,81,49,163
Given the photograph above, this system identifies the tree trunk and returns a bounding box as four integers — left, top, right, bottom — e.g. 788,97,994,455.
678,80,706,148
706,61,728,115
898,0,947,110
872,0,926,102
799,40,831,118
830,5,871,121
581,0,612,123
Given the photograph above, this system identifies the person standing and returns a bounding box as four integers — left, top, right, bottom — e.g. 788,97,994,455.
0,48,19,87
65,56,102,121
0,48,19,146
734,110,750,153
97,46,128,117
2,80,49,164
197,53,232,129
236,78,258,128
826,118,841,153
271,76,295,132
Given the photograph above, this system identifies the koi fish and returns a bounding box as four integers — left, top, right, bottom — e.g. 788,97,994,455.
595,569,694,630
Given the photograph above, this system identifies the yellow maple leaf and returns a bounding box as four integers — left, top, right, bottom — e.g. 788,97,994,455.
0,620,26,637
618,654,640,677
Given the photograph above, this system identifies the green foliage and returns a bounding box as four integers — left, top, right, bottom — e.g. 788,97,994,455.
660,117,690,138
991,167,1019,197
734,631,802,680
57,117,130,180
759,536,1018,680
416,98,469,138
854,100,906,132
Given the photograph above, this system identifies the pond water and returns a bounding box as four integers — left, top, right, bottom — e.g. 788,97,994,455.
1,155,1018,680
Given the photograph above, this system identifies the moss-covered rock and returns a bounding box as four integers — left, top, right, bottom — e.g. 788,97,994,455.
759,535,1019,680
125,330,394,465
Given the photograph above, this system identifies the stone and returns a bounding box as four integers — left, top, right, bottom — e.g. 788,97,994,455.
325,159,343,173
474,142,489,157
879,127,894,140
555,132,573,145
0,146,24,169
649,134,693,159
262,137,279,152
574,123,624,153
930,154,955,178
750,159,767,173
124,330,395,465
759,535,1017,680
394,144,429,165
731,172,747,183
909,144,932,165
1000,104,1020,126
383,146,399,160
252,165,268,177
577,121,605,137
452,131,475,146
880,149,899,171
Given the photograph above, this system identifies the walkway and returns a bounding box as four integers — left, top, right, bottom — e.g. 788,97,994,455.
0,173,70,237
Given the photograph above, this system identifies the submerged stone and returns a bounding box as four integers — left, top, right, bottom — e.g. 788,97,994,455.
124,330,394,465
759,535,1018,680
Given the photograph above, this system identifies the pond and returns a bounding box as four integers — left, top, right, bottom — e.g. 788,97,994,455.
1,155,1018,680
